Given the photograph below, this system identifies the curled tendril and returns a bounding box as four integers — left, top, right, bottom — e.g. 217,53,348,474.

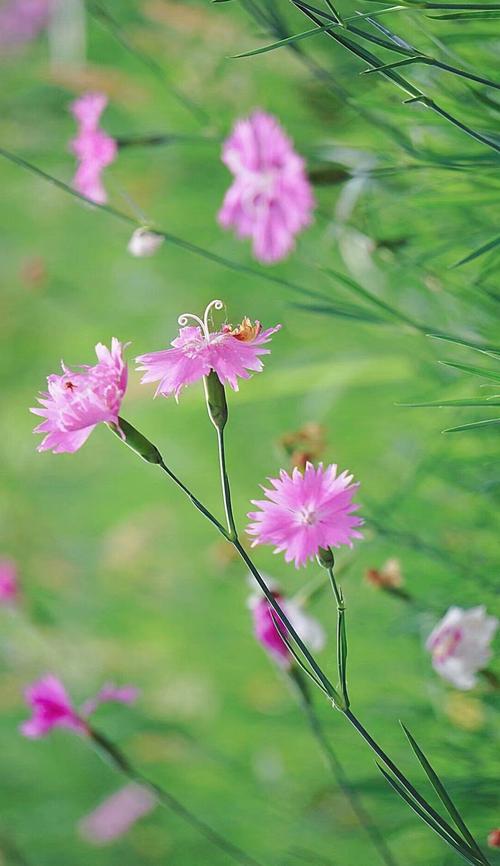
177,299,224,340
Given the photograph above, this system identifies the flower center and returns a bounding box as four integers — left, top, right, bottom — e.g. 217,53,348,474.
431,626,463,662
298,506,318,527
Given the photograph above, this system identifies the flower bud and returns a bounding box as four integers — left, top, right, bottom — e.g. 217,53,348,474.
127,227,164,258
317,546,335,569
203,370,228,431
488,829,500,849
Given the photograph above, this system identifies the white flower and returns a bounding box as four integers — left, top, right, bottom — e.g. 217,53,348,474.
127,227,164,258
426,606,498,690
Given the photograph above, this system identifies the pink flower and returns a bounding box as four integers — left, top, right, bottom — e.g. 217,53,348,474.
247,462,363,568
0,558,19,605
78,783,156,845
136,299,281,399
20,675,138,739
70,92,117,204
0,0,52,49
426,606,498,690
31,338,128,454
218,111,314,264
249,583,325,667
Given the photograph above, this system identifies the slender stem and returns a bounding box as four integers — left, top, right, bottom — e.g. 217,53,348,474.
157,458,230,540
89,728,265,866
216,427,238,540
291,670,399,866
327,564,349,709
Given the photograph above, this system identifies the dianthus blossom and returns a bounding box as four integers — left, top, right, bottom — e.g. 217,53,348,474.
247,462,363,568
0,558,18,604
70,92,117,204
79,783,156,844
426,606,498,690
0,0,52,49
136,299,281,399
20,675,138,739
218,111,314,264
249,582,325,667
31,338,127,454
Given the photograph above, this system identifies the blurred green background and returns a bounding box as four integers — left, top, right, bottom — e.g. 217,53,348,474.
0,1,499,864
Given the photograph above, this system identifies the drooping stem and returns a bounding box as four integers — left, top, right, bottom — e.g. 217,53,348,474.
89,728,265,866
290,669,399,866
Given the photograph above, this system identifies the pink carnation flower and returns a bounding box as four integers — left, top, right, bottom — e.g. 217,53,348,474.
0,558,19,604
426,606,498,690
218,111,314,264
20,675,138,739
136,299,281,399
0,0,52,49
247,462,363,568
70,92,117,204
31,338,128,454
249,583,325,667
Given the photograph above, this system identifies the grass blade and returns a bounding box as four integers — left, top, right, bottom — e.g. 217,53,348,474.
440,360,500,383
444,418,500,432
452,236,500,267
400,723,487,863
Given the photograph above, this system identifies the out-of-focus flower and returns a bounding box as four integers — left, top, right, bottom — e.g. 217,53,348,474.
70,92,117,204
31,338,128,454
488,829,500,849
127,227,164,258
247,462,363,568
249,582,325,668
280,422,326,471
218,111,314,264
366,558,403,590
78,783,156,845
426,606,498,690
0,559,19,605
20,675,138,739
136,300,280,399
0,0,52,49
20,255,47,289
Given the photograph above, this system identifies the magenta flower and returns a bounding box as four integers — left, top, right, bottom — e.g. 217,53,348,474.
20,675,138,739
70,92,117,204
247,462,363,568
249,583,325,667
79,783,156,844
31,338,128,454
136,299,281,399
0,558,19,605
218,111,314,264
426,606,498,690
0,0,52,49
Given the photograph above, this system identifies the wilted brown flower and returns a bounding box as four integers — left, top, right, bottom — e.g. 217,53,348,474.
365,558,403,590
279,422,326,471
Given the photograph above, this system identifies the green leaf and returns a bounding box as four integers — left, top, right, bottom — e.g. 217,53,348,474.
452,236,500,268
427,333,500,357
400,724,487,863
323,268,423,329
400,398,500,407
377,765,486,866
444,418,500,432
428,10,500,18
440,360,500,383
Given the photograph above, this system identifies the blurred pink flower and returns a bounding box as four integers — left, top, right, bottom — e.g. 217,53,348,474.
0,558,19,604
426,606,498,690
31,338,128,454
218,111,314,264
247,462,363,568
20,675,138,739
79,783,156,845
249,583,325,667
136,299,280,399
0,0,52,49
70,92,117,204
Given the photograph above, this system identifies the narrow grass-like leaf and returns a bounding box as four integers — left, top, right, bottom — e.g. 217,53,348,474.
400,724,487,863
440,360,500,383
323,268,423,329
290,301,389,324
444,418,500,432
428,10,500,17
400,398,500,407
428,334,500,356
362,56,500,90
452,236,500,267
377,766,486,866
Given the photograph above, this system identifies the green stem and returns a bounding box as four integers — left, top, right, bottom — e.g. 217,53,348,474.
327,563,350,709
216,427,238,541
290,670,399,866
89,728,264,866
